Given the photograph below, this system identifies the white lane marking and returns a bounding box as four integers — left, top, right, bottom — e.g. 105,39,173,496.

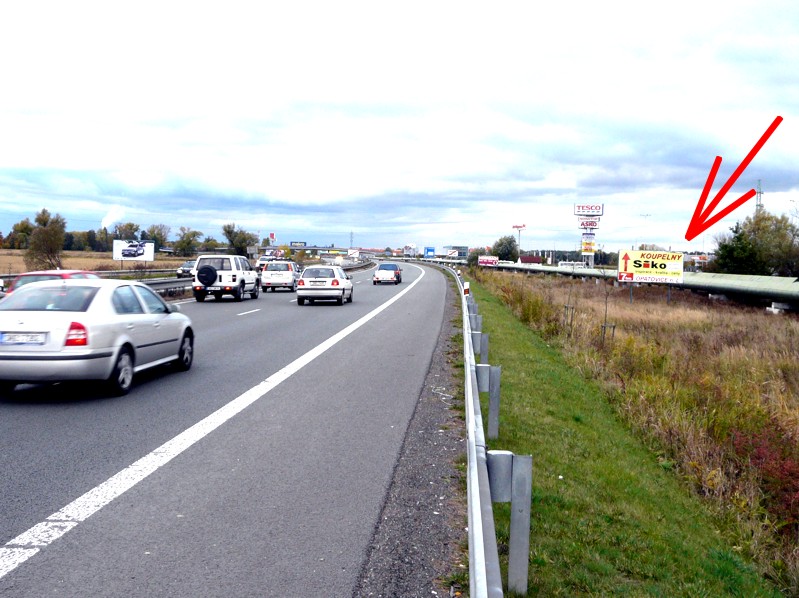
237,309,261,316
0,265,426,580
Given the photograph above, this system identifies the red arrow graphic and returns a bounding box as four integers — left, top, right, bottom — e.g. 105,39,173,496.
621,252,630,272
685,116,783,241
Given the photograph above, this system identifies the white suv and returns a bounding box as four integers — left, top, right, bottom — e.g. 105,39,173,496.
261,261,301,292
192,255,260,302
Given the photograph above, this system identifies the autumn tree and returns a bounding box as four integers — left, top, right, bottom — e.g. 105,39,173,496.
198,236,224,253
3,218,34,249
711,210,799,276
114,222,140,241
94,228,112,252
144,224,170,251
24,209,67,270
222,223,258,256
467,247,487,268
173,227,203,257
491,235,519,262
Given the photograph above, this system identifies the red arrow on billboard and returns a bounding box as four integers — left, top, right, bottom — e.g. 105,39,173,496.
685,116,783,241
621,252,630,272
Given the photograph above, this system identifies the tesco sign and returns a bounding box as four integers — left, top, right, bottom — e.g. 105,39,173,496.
574,204,604,216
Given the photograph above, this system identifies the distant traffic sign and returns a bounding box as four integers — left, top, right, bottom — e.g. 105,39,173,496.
618,250,684,284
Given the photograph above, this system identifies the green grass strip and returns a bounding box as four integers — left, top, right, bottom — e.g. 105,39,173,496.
470,280,780,597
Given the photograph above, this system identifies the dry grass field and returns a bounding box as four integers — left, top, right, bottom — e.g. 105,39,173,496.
0,250,186,282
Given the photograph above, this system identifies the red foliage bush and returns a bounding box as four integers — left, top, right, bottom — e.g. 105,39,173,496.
732,421,799,536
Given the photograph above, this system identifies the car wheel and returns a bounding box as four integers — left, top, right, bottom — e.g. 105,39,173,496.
0,381,17,396
174,332,194,371
291,282,297,292
297,297,305,306
347,289,353,303
197,265,218,287
373,280,376,285
194,292,206,302
107,347,134,396
250,284,260,299
234,284,244,301
337,292,344,305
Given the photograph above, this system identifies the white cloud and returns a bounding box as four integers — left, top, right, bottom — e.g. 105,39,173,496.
0,0,797,250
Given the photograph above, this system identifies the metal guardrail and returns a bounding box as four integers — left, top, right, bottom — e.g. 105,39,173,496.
426,258,799,310
447,267,504,598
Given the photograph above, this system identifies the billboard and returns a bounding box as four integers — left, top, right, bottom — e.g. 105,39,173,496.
424,247,436,258
617,250,684,284
478,255,499,266
113,240,154,261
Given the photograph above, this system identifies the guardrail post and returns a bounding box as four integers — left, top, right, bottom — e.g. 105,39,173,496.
487,450,533,595
476,363,490,392
508,454,533,594
471,331,482,355
470,313,483,332
488,365,501,439
480,333,489,364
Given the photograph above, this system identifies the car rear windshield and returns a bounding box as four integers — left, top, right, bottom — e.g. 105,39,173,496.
378,264,398,270
303,268,335,278
267,263,289,271
0,285,99,312
197,258,232,270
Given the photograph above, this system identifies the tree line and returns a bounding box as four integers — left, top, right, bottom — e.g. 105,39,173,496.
470,209,799,277
2,209,265,270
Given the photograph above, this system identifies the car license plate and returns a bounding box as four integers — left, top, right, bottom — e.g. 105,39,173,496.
205,286,221,291
1,332,45,345
311,281,325,286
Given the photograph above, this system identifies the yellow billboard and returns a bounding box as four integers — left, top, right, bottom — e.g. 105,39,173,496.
617,250,684,284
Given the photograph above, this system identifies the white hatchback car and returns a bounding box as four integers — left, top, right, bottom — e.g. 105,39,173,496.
0,278,194,396
296,266,353,306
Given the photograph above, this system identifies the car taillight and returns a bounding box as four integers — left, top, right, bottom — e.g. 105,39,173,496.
65,322,88,346
298,279,305,286
332,279,339,286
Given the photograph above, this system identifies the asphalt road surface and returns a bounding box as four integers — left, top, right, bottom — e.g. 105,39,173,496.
0,263,466,597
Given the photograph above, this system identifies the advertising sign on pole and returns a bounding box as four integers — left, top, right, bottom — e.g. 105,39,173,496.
478,255,499,266
574,204,604,217
617,250,684,284
581,233,596,255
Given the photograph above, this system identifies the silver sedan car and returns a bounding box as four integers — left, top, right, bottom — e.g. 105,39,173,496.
0,278,194,397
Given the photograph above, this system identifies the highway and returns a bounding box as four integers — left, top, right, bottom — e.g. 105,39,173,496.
0,263,449,597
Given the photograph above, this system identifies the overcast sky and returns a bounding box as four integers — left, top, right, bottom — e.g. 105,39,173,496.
1,1,797,253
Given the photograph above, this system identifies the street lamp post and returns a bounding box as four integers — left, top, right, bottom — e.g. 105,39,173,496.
512,224,526,254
